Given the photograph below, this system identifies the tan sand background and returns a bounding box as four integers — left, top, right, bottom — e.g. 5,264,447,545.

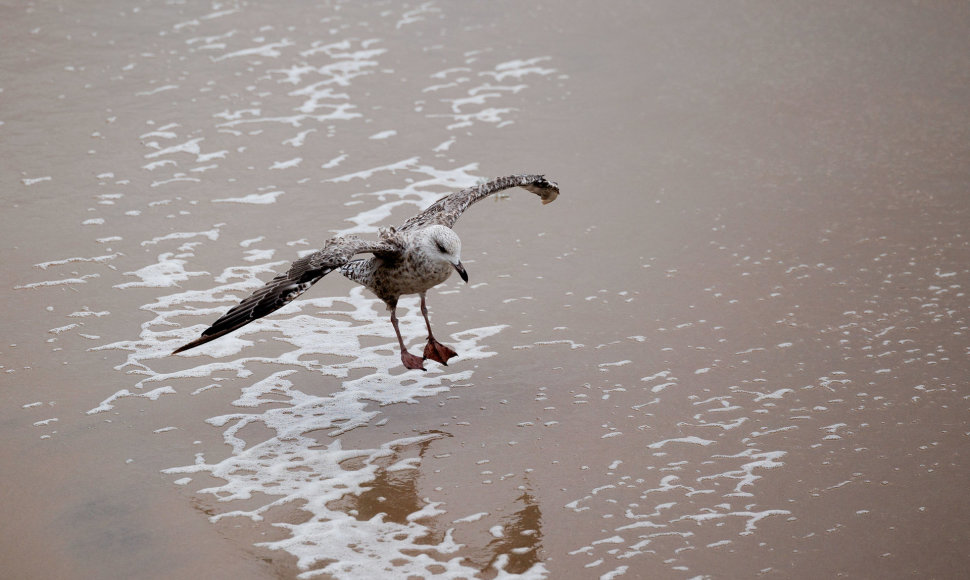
2,1,969,578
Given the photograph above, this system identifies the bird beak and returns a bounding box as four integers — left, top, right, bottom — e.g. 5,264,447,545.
454,261,468,283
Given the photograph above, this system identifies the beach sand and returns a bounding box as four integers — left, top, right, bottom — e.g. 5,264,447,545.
3,1,969,578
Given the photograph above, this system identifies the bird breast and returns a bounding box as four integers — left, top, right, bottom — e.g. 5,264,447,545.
365,251,453,303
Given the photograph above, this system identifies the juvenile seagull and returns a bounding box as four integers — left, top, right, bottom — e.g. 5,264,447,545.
172,174,559,370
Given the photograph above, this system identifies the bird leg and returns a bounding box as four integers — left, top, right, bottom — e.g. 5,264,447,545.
390,306,425,370
420,293,457,366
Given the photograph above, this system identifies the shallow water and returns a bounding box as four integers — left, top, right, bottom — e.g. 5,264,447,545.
3,1,969,578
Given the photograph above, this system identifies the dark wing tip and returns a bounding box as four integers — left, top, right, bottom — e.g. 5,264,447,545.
171,337,208,355
524,175,559,205
171,340,199,355
171,327,236,355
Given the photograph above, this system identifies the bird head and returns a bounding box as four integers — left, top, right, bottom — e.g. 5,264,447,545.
425,225,468,283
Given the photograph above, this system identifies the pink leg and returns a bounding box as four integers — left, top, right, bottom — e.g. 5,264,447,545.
420,293,457,365
390,306,425,370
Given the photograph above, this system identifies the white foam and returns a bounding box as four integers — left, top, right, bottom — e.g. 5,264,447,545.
697,450,787,497
34,254,122,270
49,324,81,335
141,228,221,247
213,191,284,204
115,253,208,289
322,153,348,169
87,387,177,415
283,129,316,147
151,175,202,188
453,511,489,524
673,508,791,535
270,157,302,169
649,381,677,393
599,565,629,580
396,3,439,29
143,136,205,159
433,138,455,152
136,84,179,96
515,339,584,350
212,38,295,62
15,273,100,289
599,360,631,368
647,436,716,449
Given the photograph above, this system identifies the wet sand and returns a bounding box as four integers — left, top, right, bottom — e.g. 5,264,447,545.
3,1,969,578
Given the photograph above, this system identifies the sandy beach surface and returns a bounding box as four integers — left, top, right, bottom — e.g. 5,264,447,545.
3,1,969,578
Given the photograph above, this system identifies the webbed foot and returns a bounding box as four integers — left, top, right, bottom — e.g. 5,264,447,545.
401,350,427,371
424,338,458,366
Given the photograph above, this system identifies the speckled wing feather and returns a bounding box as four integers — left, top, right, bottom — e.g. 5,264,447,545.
398,174,559,232
172,236,401,354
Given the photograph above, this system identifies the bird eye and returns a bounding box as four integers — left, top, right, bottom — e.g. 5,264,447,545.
436,241,447,253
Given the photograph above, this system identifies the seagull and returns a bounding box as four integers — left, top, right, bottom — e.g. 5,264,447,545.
172,174,559,370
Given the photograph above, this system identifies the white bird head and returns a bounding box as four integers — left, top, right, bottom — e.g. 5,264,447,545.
423,225,468,282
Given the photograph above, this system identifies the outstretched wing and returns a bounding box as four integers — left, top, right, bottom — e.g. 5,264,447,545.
398,174,559,232
172,236,400,354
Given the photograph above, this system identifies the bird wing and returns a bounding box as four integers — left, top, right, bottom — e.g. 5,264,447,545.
172,236,401,354
397,174,559,232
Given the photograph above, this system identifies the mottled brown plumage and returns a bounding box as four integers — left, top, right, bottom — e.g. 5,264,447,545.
172,173,559,369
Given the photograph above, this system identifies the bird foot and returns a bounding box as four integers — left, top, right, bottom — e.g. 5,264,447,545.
401,350,426,371
424,338,458,366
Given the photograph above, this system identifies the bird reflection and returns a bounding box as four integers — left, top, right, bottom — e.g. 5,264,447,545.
479,488,543,575
330,435,438,528
332,435,544,575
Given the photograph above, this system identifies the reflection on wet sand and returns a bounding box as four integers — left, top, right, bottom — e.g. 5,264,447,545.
3,0,970,578
478,490,543,576
331,434,544,576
